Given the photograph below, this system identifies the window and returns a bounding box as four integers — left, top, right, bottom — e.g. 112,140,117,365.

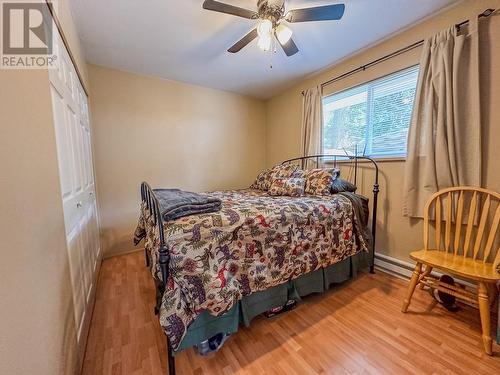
322,65,419,158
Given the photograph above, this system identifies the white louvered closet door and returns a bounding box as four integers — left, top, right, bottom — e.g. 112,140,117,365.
49,28,100,344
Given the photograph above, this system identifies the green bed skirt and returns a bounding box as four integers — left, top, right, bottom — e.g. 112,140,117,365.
175,250,371,353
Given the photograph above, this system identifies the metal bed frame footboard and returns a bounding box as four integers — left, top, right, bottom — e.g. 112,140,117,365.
140,182,176,375
140,154,379,375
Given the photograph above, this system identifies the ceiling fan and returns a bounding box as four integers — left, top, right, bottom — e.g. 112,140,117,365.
202,0,345,57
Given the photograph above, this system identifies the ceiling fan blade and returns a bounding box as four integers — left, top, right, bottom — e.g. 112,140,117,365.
203,0,258,19
286,4,345,23
228,29,258,53
278,36,299,57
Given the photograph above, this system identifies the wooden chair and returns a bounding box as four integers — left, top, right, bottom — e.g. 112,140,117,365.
401,187,500,355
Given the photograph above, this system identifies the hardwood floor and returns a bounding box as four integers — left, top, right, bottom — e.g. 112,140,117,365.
82,251,499,375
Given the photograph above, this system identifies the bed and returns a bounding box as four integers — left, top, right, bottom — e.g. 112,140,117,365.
135,155,380,375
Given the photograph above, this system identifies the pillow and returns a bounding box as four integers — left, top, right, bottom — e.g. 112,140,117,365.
331,177,357,193
303,169,335,195
250,168,271,190
251,164,298,191
269,163,298,179
292,169,305,178
269,178,306,197
293,168,339,179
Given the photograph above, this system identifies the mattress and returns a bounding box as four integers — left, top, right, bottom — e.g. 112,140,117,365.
135,188,370,350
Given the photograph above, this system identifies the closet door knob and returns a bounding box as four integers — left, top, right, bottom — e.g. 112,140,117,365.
89,192,93,196
76,202,83,208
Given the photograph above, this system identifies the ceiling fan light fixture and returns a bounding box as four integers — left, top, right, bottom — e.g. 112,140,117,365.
276,23,292,44
257,34,272,51
257,18,273,37
202,0,346,57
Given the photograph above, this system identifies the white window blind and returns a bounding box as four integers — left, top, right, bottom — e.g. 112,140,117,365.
322,65,419,158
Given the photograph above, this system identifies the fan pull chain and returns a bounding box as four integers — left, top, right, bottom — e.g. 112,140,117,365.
269,37,277,69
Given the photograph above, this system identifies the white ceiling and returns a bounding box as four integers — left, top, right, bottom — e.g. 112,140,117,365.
70,0,458,99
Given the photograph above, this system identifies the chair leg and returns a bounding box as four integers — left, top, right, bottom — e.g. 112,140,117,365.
419,265,433,289
478,282,493,355
402,262,422,313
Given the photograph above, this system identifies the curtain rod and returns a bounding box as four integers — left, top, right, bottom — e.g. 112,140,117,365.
301,8,495,95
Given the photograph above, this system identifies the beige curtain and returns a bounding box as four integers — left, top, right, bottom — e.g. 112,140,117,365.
301,85,323,164
403,19,481,218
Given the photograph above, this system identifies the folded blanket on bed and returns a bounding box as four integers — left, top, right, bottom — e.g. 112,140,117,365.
154,188,222,221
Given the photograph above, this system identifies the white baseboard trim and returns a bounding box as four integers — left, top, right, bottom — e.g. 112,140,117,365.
103,247,144,260
374,252,415,280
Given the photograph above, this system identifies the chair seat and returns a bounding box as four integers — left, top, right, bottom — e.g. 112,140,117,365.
410,250,500,282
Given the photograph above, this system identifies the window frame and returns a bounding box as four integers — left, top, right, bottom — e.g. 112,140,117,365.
321,64,420,160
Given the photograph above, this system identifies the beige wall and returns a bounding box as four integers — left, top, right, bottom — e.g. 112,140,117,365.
0,70,79,374
266,0,500,262
88,64,267,257
0,2,90,374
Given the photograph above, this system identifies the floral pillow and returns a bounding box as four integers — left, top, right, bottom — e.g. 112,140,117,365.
269,163,298,179
292,169,306,178
250,168,271,190
293,167,339,178
302,168,337,195
269,178,306,197
251,164,298,191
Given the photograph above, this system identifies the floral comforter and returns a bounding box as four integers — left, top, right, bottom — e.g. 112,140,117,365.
134,189,369,350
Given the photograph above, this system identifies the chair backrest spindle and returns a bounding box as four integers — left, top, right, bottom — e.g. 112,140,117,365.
444,192,453,252
473,195,491,260
454,191,464,255
463,191,478,258
423,210,430,250
483,205,500,263
435,197,442,250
